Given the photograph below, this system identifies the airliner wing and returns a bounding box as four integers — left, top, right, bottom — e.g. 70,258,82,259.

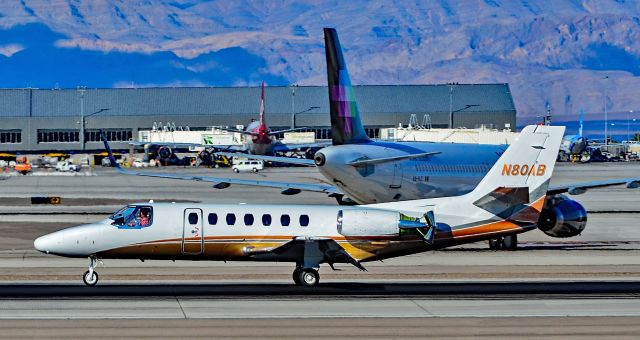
114,166,341,194
214,152,315,166
102,131,339,195
547,178,640,195
130,141,246,152
272,142,331,153
216,127,257,136
270,127,313,135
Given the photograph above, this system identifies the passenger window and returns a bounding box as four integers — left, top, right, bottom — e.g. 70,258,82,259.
281,214,290,227
188,212,198,225
262,214,272,226
244,214,254,226
299,215,309,227
226,213,236,225
208,213,218,225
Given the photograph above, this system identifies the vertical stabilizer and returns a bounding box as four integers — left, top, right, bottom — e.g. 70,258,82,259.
578,109,584,136
324,28,370,145
259,81,266,128
467,125,565,202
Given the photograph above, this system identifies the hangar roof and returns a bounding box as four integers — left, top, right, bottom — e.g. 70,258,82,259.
0,84,515,118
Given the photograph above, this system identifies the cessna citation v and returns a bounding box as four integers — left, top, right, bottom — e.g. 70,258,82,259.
35,124,634,287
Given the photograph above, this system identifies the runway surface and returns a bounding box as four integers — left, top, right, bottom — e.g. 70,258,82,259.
0,162,638,337
2,317,639,338
2,281,640,298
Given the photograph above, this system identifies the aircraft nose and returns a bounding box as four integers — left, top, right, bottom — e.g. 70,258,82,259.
34,233,58,254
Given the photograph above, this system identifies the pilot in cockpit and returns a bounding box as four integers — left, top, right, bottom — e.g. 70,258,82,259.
127,207,151,227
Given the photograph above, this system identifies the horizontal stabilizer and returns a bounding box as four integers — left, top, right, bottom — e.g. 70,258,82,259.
547,177,640,195
347,151,440,167
216,127,257,136
270,127,312,135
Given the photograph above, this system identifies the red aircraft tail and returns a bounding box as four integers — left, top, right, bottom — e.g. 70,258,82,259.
259,81,266,129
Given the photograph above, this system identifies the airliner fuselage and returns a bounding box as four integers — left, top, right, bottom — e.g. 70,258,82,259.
315,141,505,203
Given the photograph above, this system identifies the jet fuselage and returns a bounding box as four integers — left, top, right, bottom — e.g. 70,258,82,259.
315,141,506,204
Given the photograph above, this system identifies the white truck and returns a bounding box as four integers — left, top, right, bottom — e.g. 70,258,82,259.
55,159,80,172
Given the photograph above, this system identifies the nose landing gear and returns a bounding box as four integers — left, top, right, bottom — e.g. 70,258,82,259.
82,256,100,286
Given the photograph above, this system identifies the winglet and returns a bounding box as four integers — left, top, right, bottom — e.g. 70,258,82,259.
100,130,120,169
324,28,370,145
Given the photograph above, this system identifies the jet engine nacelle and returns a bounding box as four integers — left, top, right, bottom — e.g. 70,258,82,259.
337,209,400,237
537,195,587,238
157,146,173,161
198,149,212,164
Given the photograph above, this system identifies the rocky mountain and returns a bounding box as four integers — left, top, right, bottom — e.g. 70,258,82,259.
1,0,640,122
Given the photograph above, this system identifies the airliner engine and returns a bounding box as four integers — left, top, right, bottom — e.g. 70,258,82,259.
198,149,212,164
537,195,587,238
157,146,173,162
336,209,430,237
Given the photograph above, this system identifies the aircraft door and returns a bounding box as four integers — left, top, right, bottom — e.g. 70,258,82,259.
182,208,203,255
388,151,402,189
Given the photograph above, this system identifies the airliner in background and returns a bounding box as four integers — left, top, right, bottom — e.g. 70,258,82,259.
101,27,640,251
141,82,327,165
36,124,615,287
115,28,509,205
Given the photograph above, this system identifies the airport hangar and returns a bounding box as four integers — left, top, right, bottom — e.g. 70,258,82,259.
0,84,516,153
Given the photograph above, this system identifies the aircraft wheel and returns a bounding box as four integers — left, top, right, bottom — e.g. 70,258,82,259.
297,268,319,287
503,234,518,250
488,238,502,250
292,267,303,285
252,168,258,173
82,270,99,286
233,168,239,173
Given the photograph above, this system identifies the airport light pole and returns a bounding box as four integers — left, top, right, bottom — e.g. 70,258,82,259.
80,108,110,150
450,104,479,129
290,85,296,129
291,106,320,129
448,84,455,129
78,86,86,150
603,75,609,145
628,110,633,142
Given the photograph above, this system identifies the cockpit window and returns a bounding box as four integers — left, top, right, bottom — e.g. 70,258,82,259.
111,205,153,229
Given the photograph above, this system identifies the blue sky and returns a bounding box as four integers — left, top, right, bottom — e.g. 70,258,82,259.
0,23,287,88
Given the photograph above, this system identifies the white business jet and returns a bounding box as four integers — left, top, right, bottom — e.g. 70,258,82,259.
35,125,564,286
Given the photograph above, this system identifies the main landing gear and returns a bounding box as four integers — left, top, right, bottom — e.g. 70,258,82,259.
292,267,320,287
489,234,518,250
82,256,99,286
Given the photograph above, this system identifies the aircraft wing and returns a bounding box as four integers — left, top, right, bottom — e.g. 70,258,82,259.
216,127,256,136
547,178,640,195
244,237,366,270
102,130,340,195
272,142,331,153
214,152,315,166
114,166,341,194
130,141,246,152
270,127,313,135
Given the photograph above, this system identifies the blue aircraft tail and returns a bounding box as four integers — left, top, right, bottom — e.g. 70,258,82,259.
324,28,370,145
